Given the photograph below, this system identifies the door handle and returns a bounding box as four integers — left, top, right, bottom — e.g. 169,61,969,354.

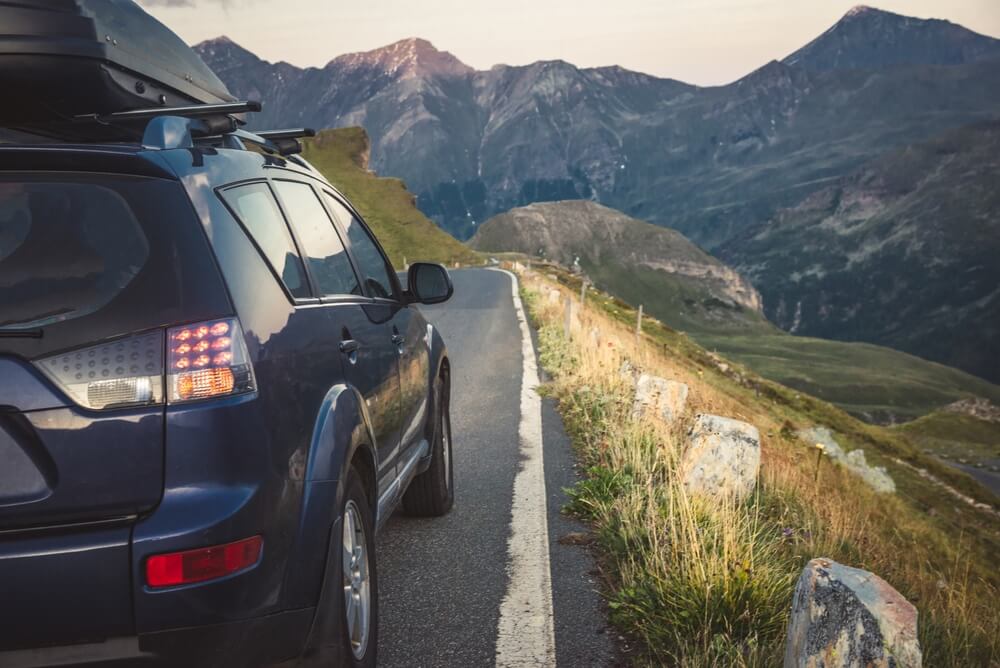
340,339,360,364
391,334,405,346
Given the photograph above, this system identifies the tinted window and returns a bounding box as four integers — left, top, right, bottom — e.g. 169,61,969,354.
220,182,309,299
323,193,395,300
0,176,231,358
274,181,360,297
0,181,149,329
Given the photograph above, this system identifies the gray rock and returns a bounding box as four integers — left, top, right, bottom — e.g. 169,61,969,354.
632,374,688,423
681,414,760,500
798,426,846,460
799,427,895,494
784,558,921,668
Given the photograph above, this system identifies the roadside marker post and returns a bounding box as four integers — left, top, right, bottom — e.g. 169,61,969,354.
636,304,644,337
564,297,573,340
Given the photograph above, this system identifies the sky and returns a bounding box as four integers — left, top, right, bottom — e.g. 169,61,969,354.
140,0,1000,85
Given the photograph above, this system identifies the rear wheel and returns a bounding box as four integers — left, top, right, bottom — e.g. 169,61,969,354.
341,487,375,666
402,374,454,516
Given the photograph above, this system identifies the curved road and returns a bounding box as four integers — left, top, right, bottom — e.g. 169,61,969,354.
377,269,618,667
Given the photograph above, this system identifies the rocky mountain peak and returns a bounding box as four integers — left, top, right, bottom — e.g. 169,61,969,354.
328,37,472,79
784,5,1000,71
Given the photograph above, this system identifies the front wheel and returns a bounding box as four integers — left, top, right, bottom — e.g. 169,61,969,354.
402,374,454,516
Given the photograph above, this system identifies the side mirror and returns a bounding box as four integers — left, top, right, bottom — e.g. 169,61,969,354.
407,262,454,305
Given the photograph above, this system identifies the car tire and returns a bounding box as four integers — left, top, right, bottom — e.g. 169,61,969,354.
402,373,454,516
339,472,378,667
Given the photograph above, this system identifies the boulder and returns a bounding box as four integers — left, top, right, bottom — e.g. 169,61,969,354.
798,427,895,494
784,558,921,668
547,289,561,304
632,374,688,423
844,450,896,494
681,414,760,500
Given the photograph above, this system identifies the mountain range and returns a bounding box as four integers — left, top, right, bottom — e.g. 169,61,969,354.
195,6,1000,383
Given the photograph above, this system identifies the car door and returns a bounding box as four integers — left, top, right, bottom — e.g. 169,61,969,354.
272,179,403,502
322,191,431,457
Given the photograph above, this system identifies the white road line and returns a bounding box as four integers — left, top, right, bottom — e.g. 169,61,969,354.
493,269,556,667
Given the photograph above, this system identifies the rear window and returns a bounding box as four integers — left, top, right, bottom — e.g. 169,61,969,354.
0,182,148,329
0,175,231,359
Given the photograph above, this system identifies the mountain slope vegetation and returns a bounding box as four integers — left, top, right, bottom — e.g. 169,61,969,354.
300,127,478,268
719,120,1000,383
470,200,770,334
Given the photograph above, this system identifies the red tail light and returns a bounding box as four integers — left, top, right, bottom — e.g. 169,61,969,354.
167,318,255,403
146,535,263,588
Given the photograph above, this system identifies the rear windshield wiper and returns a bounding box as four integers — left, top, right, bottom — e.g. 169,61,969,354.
0,328,43,339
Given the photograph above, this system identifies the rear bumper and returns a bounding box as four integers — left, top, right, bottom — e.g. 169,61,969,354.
0,607,314,668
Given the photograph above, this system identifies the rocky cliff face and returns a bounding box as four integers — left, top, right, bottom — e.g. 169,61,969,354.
470,200,769,334
720,121,1000,382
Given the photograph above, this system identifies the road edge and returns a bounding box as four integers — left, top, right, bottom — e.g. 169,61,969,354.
492,268,557,666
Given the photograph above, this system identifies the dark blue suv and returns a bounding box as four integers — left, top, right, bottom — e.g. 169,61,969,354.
0,116,455,667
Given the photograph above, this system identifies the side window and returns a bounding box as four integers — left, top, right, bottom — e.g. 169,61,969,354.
273,181,360,297
219,182,310,299
323,193,396,300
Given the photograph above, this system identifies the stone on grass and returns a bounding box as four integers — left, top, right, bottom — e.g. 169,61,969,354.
844,450,896,494
547,289,560,304
784,558,921,668
632,374,688,424
798,426,896,494
681,414,760,501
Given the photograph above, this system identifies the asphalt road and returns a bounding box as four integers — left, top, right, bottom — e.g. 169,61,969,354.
377,269,618,667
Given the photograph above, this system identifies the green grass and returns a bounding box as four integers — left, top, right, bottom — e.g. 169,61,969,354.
301,127,480,268
521,269,1000,665
896,412,1000,461
696,333,1000,423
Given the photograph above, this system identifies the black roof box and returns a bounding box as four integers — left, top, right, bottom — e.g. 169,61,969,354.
0,0,237,141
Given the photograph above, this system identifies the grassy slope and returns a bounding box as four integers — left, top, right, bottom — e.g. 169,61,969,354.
522,265,1000,665
697,332,1000,423
897,411,1000,461
301,127,479,268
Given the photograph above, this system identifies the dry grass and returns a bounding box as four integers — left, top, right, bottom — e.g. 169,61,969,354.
521,270,1000,666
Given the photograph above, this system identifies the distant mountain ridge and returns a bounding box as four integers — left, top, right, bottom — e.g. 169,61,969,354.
195,7,1000,382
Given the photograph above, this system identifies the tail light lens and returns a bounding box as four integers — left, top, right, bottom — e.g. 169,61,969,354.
167,318,255,403
35,331,164,410
146,535,263,588
34,318,256,410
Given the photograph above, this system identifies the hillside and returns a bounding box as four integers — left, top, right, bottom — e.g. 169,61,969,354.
470,200,770,334
719,120,1000,383
520,264,1000,665
300,127,478,268
472,201,1000,422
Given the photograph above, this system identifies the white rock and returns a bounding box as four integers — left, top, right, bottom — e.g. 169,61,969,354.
799,427,895,494
681,414,760,500
632,374,687,423
547,289,561,304
784,558,921,668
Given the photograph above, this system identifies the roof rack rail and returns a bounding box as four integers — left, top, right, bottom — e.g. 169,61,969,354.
75,100,261,124
254,128,316,140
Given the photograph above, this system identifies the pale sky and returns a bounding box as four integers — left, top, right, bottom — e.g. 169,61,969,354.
140,0,1000,85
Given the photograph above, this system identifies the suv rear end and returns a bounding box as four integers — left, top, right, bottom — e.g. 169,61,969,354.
0,146,305,665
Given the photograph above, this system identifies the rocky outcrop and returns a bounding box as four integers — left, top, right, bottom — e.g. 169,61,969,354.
944,397,1000,423
784,558,921,668
632,374,688,424
681,415,761,500
799,426,895,493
